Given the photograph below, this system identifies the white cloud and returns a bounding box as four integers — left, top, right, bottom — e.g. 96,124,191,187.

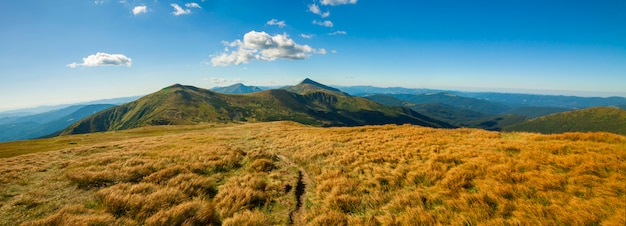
300,33,314,39
313,20,333,27
185,2,201,8
308,4,320,13
132,5,148,15
328,30,347,35
321,0,357,6
67,52,132,68
211,30,326,66
206,77,243,84
308,4,330,18
266,19,286,28
94,0,104,5
66,63,80,68
171,4,191,15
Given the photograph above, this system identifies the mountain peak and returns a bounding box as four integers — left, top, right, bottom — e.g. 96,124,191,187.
160,84,204,94
165,83,184,88
300,78,317,85
211,83,262,94
298,78,334,88
285,78,343,95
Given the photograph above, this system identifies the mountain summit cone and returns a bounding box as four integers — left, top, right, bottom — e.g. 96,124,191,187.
283,78,345,95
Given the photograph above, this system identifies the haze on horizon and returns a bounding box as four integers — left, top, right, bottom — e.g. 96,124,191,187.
1,0,625,111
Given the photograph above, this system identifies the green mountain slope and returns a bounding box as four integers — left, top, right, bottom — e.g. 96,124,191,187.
467,114,529,131
410,103,490,124
363,94,407,106
504,107,626,135
61,82,453,135
503,106,572,118
364,94,528,130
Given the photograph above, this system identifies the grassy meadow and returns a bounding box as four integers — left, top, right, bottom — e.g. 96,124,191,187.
1,121,625,225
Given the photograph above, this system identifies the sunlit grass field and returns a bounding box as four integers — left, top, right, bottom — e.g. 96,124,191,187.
1,122,624,225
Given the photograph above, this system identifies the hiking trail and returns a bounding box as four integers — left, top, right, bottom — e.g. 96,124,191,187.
277,155,312,225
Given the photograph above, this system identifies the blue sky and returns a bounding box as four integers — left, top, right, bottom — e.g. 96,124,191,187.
1,0,625,111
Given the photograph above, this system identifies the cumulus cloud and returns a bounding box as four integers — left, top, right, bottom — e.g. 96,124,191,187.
328,30,347,35
171,4,191,15
321,0,357,6
211,30,326,66
266,19,286,28
313,20,333,27
308,4,330,18
185,2,201,8
132,5,148,15
67,52,132,68
300,33,314,39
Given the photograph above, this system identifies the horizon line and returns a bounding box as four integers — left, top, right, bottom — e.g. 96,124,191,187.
1,83,625,113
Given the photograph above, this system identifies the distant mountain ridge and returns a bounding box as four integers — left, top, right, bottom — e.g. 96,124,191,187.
336,86,443,96
450,92,626,109
337,86,626,109
364,94,524,131
0,96,139,118
388,93,512,115
364,91,626,133
61,79,453,135
211,83,262,94
0,104,115,142
0,105,86,126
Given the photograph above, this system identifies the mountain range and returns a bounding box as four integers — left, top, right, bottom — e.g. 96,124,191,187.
2,79,625,142
0,104,115,142
60,79,452,135
0,96,139,118
361,91,625,132
333,86,626,109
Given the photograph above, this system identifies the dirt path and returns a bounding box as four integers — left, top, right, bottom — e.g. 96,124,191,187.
277,155,312,225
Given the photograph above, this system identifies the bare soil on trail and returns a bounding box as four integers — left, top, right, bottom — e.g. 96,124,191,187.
277,155,312,225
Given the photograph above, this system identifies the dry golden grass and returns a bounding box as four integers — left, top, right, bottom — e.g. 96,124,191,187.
0,121,624,225
261,124,626,225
